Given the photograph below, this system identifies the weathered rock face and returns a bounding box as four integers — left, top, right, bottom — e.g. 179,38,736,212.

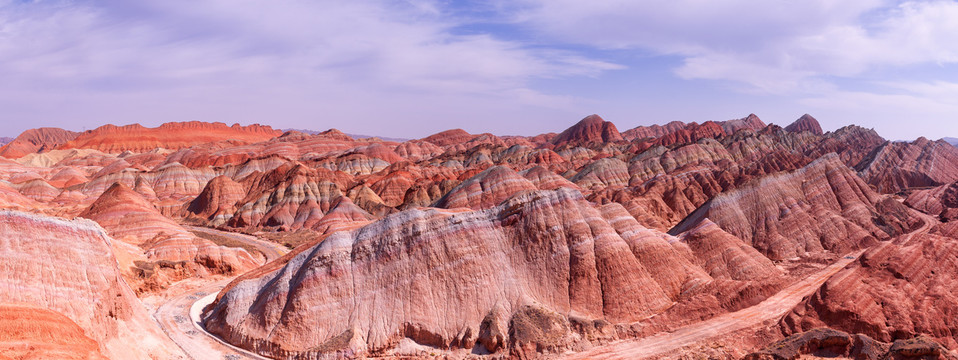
0,304,108,360
746,328,957,360
205,188,721,358
432,165,538,210
721,113,767,134
857,137,958,193
622,120,688,141
80,183,259,290
809,125,886,169
671,154,918,260
551,114,624,147
59,121,281,153
421,129,476,147
4,115,958,359
652,121,728,147
676,219,781,281
0,210,186,360
228,163,351,230
571,157,630,190
905,181,958,221
187,175,247,225
0,127,79,159
781,231,958,349
622,114,766,142
784,114,824,135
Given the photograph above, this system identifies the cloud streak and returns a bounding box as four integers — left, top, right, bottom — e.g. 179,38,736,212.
0,0,621,136
512,1,958,89
1,0,957,140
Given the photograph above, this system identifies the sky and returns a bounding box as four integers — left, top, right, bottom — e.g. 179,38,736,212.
1,0,957,140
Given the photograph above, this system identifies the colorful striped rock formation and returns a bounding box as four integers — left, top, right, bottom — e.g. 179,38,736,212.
0,210,186,360
0,113,956,360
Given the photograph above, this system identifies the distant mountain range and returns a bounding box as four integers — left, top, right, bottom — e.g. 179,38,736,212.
282,128,409,142
943,137,958,146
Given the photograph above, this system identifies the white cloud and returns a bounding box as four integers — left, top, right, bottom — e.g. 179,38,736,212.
513,0,958,93
0,0,622,137
798,79,958,140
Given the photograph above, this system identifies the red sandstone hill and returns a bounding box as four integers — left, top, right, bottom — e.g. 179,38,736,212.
0,210,185,359
551,114,625,147
781,230,958,349
621,113,767,142
58,121,281,153
746,328,957,360
670,153,918,260
784,114,824,135
421,128,477,147
80,183,259,291
2,113,958,359
205,186,794,358
721,113,767,134
0,127,79,159
0,304,108,360
857,137,958,193
906,181,958,221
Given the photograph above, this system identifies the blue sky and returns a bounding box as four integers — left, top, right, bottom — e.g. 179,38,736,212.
1,0,957,140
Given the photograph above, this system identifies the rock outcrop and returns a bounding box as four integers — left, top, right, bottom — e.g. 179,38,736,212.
1,115,957,359
421,129,476,147
721,113,767,134
746,327,957,360
784,114,824,135
671,154,918,259
59,121,281,153
551,114,624,146
205,188,718,358
0,304,108,360
80,183,259,290
857,137,958,193
432,165,537,210
0,127,79,159
0,210,185,359
905,181,958,221
781,231,958,349
228,163,351,230
187,175,247,225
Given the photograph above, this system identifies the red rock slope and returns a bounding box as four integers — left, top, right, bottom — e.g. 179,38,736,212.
784,114,824,135
205,188,726,358
0,304,108,360
0,127,79,159
905,181,958,221
857,137,958,193
80,183,259,291
671,153,919,260
551,114,624,147
58,121,281,153
746,328,957,360
0,210,186,360
781,230,958,349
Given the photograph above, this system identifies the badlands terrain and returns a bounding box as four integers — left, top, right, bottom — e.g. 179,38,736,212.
0,116,957,359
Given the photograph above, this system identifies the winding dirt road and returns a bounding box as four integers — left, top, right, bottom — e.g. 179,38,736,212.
568,207,938,360
153,227,288,360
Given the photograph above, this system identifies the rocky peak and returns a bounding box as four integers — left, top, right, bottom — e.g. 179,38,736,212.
422,129,476,147
551,114,624,146
784,114,823,135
